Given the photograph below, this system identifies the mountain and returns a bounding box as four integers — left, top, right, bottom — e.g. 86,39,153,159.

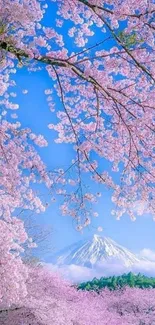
51,234,141,268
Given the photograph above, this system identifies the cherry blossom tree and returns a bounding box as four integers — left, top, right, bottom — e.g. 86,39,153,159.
0,120,52,308
0,0,155,318
1,266,155,325
1,0,154,227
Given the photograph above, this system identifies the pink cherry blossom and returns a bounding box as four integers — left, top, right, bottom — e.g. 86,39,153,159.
0,0,155,319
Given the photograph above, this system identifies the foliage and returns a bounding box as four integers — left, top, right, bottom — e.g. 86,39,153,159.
78,272,155,291
117,31,144,49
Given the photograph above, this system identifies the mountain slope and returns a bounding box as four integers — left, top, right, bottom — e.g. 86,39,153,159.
51,235,141,268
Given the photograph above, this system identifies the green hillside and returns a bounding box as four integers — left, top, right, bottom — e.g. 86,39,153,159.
78,273,155,291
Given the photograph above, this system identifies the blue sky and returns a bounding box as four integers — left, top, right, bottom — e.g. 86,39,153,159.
12,60,155,259
7,1,155,260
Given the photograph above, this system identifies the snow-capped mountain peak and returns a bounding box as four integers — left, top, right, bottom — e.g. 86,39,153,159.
51,235,141,268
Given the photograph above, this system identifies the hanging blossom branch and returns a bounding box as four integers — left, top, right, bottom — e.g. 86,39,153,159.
0,0,155,224
0,40,154,135
78,0,155,82
1,37,154,221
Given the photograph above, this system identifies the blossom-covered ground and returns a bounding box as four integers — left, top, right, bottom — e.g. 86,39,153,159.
1,267,155,325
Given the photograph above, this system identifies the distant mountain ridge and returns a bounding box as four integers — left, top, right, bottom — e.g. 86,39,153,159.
51,234,142,268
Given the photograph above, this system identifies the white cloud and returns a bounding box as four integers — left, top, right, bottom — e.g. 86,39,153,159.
132,260,155,277
139,248,155,262
46,258,155,284
46,263,99,283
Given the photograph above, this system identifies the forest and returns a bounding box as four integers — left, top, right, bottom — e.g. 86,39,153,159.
78,273,155,291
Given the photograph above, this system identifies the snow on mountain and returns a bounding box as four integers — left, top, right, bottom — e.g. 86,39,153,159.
51,234,141,268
